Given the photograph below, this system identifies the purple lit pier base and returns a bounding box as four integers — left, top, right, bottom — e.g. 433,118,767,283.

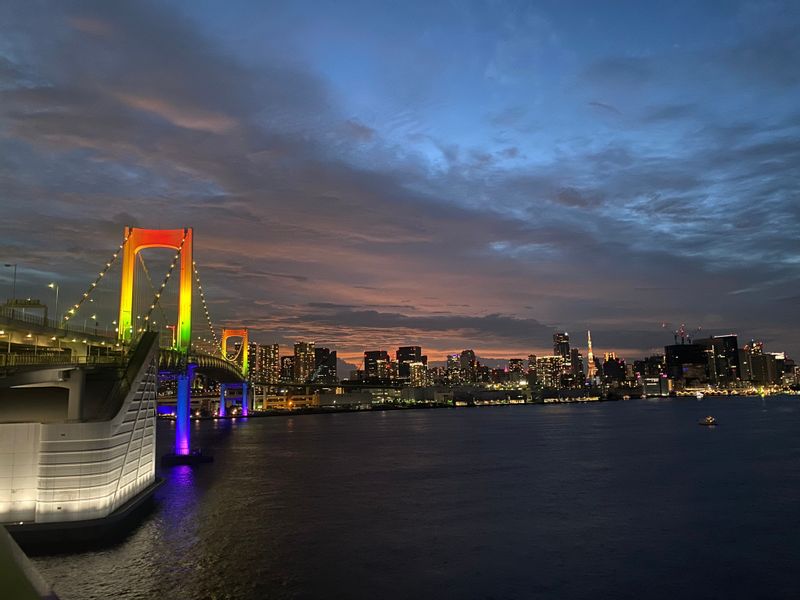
175,364,196,456
219,383,227,417
241,381,249,416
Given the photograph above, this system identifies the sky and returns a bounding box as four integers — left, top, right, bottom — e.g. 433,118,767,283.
1,0,798,369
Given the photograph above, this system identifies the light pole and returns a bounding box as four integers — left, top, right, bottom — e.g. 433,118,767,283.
48,282,59,327
4,263,17,316
84,314,97,333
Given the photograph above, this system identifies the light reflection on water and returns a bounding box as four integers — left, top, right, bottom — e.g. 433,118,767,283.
32,396,800,600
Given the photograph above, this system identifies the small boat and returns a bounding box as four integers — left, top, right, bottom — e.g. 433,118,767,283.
695,391,704,400
699,415,717,427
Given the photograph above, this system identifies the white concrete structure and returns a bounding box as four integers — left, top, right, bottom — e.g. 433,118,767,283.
0,335,158,524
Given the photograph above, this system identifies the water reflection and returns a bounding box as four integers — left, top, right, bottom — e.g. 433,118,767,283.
32,396,800,600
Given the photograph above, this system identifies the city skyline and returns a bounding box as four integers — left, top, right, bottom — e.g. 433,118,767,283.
2,1,799,363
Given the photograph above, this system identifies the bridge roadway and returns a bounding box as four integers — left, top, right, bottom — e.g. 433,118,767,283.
0,309,244,382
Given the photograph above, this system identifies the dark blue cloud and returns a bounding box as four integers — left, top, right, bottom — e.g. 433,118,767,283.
0,0,798,362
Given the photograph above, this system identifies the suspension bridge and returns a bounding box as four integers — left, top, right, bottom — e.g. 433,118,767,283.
0,227,261,531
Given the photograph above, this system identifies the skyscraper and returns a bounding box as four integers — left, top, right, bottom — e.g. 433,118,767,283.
396,346,426,380
446,354,461,383
460,349,476,383
408,362,427,387
314,347,338,384
536,355,564,388
294,341,316,382
553,332,570,360
695,334,740,385
570,348,584,379
248,342,264,384
280,356,295,382
364,350,390,381
264,343,280,384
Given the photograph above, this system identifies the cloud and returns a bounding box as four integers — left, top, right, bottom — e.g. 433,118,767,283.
113,92,237,134
0,0,798,362
588,101,622,115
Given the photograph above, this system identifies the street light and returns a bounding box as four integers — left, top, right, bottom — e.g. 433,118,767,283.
3,263,17,316
84,314,97,333
48,282,59,327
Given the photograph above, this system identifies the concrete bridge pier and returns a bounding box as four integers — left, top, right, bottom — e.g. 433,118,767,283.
219,383,227,417
65,368,86,422
175,364,196,456
241,381,249,416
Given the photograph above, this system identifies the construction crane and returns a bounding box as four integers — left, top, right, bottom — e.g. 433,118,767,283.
661,322,702,344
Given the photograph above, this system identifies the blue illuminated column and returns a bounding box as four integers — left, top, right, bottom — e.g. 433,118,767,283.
219,383,227,417
175,364,196,456
241,381,249,417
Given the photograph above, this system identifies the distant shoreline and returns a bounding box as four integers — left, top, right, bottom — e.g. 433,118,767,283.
157,391,796,422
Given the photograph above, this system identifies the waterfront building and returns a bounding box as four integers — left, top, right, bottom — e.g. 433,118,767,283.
602,353,626,384
294,341,316,382
634,355,665,379
535,355,564,388
460,349,477,384
664,343,708,386
364,350,390,381
409,361,427,387
508,358,526,384
314,347,338,384
746,343,780,385
248,342,265,384
280,356,295,382
553,332,570,360
397,346,426,381
570,348,584,380
696,334,740,385
446,354,461,384
264,343,280,384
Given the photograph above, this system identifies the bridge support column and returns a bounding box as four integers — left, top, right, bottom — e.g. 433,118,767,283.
66,368,86,421
241,381,249,417
219,383,227,417
175,364,196,456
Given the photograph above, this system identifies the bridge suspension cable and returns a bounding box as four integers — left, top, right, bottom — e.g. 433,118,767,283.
64,231,131,324
192,260,219,352
141,232,188,331
137,253,169,331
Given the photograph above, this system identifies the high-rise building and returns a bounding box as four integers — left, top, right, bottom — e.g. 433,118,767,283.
396,346,426,381
696,335,740,385
408,361,427,387
264,343,280,384
602,353,626,384
744,342,781,385
313,347,338,384
633,355,665,379
446,354,461,383
364,350,390,381
664,343,708,385
460,349,477,383
535,355,564,388
570,348,584,380
294,342,316,382
280,356,295,382
553,332,571,360
247,342,264,384
508,358,526,383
